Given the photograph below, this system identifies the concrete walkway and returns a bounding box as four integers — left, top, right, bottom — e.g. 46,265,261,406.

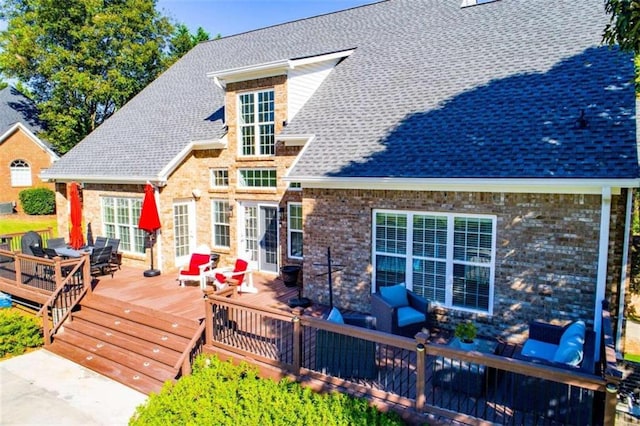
0,349,148,425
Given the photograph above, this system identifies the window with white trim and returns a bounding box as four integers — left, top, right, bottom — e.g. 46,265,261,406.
210,168,229,188
288,182,301,191
288,203,303,259
10,159,31,187
211,200,230,248
238,169,276,188
373,210,496,314
238,89,275,156
102,197,146,254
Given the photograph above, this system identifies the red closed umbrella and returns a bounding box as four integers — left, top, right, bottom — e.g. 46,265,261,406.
138,183,161,277
69,182,84,249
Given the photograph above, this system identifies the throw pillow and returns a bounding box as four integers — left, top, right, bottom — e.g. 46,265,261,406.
326,307,344,324
380,284,409,308
560,320,586,346
553,336,583,366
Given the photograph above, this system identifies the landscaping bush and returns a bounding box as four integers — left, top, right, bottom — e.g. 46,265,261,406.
19,188,56,215
0,309,43,358
130,355,405,426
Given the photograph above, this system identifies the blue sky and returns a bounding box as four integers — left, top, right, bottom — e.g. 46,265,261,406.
157,0,376,37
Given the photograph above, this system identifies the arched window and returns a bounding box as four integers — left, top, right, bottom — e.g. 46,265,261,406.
10,159,32,187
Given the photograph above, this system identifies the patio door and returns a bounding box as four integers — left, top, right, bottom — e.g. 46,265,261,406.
239,203,278,273
173,200,196,266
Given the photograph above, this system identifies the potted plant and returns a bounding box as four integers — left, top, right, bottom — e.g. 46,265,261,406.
454,320,477,350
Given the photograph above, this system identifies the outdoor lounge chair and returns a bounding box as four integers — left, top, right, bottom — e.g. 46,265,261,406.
371,284,429,337
208,258,254,292
178,251,213,288
90,246,113,277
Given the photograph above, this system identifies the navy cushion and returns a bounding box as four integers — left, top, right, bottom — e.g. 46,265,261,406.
397,306,424,327
380,284,408,308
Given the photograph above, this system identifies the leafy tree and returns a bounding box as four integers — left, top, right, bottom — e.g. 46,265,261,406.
168,23,211,63
0,0,174,153
603,0,640,53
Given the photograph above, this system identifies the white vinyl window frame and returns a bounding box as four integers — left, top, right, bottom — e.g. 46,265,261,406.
238,168,277,188
10,159,32,187
288,202,303,259
210,168,229,188
101,197,146,254
237,89,275,157
372,209,496,315
211,199,230,249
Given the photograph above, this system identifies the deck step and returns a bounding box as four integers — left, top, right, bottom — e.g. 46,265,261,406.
49,295,200,395
47,341,166,395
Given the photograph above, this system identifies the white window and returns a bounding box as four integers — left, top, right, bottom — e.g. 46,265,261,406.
210,169,229,188
238,169,276,188
373,210,496,314
238,89,275,156
288,182,301,191
102,197,146,254
10,159,31,187
211,200,230,248
288,203,303,259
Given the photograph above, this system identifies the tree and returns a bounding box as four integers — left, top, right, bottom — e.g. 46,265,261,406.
603,0,640,52
167,24,214,64
0,0,173,153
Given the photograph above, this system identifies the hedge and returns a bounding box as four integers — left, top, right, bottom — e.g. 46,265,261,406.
19,187,56,215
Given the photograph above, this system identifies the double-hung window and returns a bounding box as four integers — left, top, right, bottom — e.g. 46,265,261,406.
210,169,229,188
102,197,146,254
10,159,31,187
211,200,230,248
238,89,275,156
373,210,496,314
288,203,303,259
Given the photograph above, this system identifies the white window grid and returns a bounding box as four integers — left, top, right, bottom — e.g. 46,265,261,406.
210,168,229,188
10,159,32,187
238,168,277,188
372,209,496,314
102,197,145,254
238,89,275,156
211,200,230,248
288,202,303,259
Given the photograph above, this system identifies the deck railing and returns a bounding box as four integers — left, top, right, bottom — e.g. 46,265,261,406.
203,294,621,425
0,228,53,252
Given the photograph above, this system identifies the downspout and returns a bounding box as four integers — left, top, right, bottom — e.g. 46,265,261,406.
616,189,633,355
594,186,612,361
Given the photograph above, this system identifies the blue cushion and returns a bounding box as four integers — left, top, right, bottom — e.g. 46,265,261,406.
326,307,344,324
380,284,409,308
553,334,583,366
560,320,586,346
521,339,558,361
396,306,424,327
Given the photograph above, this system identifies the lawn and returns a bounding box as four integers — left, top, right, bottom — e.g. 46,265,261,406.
0,214,58,236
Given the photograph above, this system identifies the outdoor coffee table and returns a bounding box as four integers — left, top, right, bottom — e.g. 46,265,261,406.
432,337,498,397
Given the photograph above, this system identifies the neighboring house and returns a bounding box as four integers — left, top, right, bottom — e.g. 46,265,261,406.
42,0,637,350
0,87,58,212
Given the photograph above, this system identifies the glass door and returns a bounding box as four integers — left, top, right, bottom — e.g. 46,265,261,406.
173,200,195,266
240,203,278,272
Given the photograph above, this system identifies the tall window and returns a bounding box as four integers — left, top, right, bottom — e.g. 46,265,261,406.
10,159,31,187
238,89,275,156
288,203,303,259
210,169,229,188
238,169,276,188
373,210,495,314
102,197,145,254
211,200,230,248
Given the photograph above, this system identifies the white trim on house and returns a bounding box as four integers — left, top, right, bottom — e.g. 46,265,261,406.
0,122,59,162
284,176,638,195
207,49,355,89
616,189,633,355
279,134,315,147
594,186,612,362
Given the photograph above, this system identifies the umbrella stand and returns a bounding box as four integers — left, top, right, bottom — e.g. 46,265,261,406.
143,231,161,277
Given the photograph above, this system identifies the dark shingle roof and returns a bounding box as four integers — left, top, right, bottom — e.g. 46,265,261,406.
0,87,46,136
43,0,637,182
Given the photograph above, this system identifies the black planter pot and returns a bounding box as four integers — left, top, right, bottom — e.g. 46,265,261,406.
281,265,301,288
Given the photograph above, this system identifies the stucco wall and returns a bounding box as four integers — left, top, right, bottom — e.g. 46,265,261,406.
1,129,55,212
302,188,623,342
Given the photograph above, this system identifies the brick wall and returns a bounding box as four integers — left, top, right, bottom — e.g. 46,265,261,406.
0,128,56,212
303,188,623,342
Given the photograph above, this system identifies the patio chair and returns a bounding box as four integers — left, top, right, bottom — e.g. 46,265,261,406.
106,238,121,270
178,251,213,288
208,258,252,292
93,236,108,249
90,246,114,277
371,284,429,338
30,244,54,279
46,237,66,249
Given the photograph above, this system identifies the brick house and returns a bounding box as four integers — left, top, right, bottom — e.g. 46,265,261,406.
0,87,58,212
42,0,637,349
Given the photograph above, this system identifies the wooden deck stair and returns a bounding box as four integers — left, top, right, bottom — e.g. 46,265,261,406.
47,293,201,395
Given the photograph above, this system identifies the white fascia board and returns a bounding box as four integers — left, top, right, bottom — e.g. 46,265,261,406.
159,136,226,180
284,176,640,195
0,122,60,161
278,134,315,147
207,49,355,88
38,174,166,186
191,136,227,150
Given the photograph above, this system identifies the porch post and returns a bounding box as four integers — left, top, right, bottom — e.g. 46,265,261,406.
594,186,611,361
292,312,302,375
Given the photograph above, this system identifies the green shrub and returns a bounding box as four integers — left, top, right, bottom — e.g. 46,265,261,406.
0,309,43,358
130,355,405,426
19,188,56,215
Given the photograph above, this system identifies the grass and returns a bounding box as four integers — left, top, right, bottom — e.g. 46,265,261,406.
625,353,640,363
0,214,58,236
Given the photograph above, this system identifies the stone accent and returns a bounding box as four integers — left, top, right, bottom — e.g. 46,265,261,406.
0,128,56,212
303,188,625,342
